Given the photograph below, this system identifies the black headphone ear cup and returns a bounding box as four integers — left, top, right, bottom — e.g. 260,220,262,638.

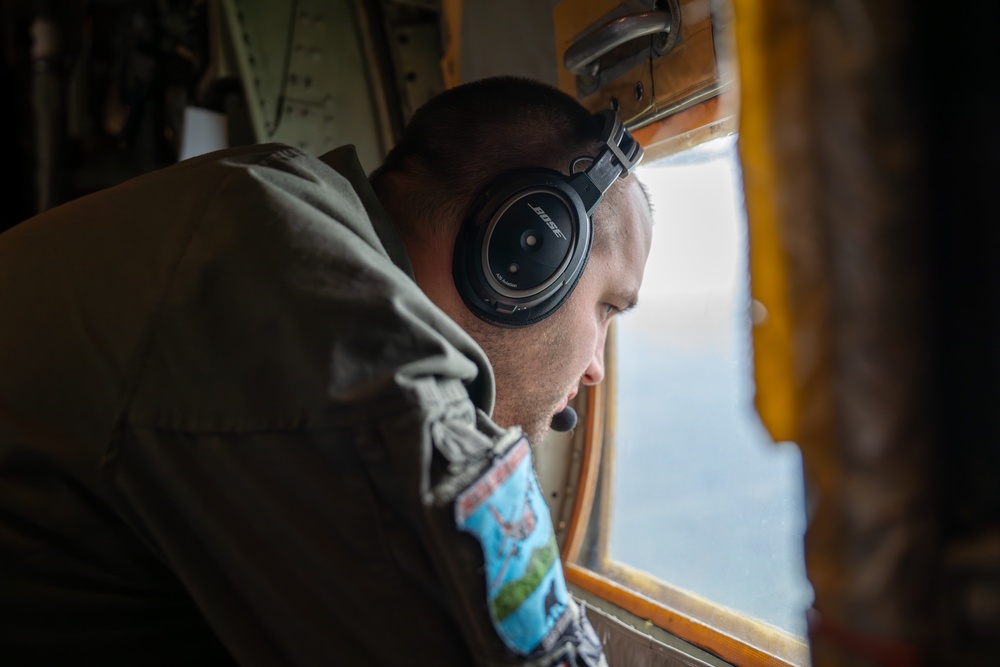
453,170,592,327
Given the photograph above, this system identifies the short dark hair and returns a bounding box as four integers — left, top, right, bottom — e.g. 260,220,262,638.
370,76,606,238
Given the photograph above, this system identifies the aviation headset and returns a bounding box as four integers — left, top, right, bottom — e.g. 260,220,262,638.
452,108,644,328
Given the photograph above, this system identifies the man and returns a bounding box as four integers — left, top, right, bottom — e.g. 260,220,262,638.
0,76,653,665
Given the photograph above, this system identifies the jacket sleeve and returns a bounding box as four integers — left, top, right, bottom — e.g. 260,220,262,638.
365,378,608,666
108,384,607,666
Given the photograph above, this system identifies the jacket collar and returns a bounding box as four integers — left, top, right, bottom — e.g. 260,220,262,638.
318,145,415,280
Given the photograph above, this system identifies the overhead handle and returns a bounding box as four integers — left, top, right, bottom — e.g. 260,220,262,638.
563,10,672,76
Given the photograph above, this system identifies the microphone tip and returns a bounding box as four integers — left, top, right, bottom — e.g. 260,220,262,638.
550,406,578,432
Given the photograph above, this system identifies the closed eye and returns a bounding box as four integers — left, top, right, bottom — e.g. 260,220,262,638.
602,291,639,321
603,301,637,319
604,302,637,317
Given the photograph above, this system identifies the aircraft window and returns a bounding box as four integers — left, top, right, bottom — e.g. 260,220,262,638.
571,133,814,665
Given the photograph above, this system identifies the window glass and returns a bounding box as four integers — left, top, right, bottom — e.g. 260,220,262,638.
609,133,814,637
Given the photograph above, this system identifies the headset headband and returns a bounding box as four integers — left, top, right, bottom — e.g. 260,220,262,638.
568,109,644,214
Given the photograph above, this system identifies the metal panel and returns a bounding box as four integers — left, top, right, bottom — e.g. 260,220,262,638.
535,388,596,555
220,0,294,138
384,17,444,121
221,0,391,171
572,584,735,667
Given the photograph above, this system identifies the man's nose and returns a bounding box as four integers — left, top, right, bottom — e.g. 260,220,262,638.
581,344,605,386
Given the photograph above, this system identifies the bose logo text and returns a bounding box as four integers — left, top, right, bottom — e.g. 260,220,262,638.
528,203,567,240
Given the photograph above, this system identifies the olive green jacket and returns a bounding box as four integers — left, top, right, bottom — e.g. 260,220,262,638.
0,144,602,666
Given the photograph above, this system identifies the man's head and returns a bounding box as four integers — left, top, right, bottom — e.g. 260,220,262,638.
372,76,654,444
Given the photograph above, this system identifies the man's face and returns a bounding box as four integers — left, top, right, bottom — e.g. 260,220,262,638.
479,179,653,445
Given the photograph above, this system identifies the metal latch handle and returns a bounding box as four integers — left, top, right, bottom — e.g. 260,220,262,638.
563,10,672,76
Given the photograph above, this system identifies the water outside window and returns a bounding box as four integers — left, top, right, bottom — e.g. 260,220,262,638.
610,134,815,637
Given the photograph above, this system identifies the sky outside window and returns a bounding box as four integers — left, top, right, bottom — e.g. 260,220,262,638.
610,134,815,637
